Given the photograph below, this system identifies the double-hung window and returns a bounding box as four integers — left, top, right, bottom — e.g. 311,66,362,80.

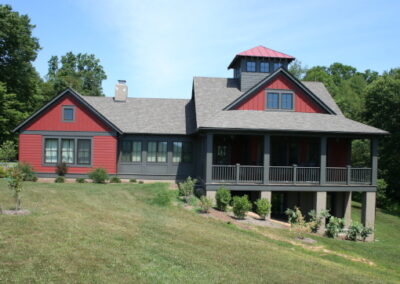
266,91,294,110
44,138,91,165
147,141,167,163
61,139,74,163
172,142,192,163
44,139,58,163
260,62,269,72
77,139,91,165
247,61,256,72
157,142,167,163
121,141,142,162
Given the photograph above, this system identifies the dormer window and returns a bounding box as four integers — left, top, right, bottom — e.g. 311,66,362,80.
260,62,269,72
273,63,282,71
266,91,294,110
246,61,256,72
62,106,75,122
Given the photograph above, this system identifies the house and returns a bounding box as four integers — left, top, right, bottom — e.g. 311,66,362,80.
13,46,387,239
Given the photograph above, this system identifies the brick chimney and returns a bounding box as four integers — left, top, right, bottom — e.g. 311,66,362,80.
114,80,128,102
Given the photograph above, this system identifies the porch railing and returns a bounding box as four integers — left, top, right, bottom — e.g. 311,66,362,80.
211,164,372,185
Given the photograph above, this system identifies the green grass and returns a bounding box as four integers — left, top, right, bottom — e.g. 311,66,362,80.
0,180,399,283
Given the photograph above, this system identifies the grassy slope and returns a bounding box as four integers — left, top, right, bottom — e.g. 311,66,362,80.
0,180,399,283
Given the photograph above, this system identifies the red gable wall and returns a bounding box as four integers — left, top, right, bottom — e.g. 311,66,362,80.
24,95,111,132
236,74,327,113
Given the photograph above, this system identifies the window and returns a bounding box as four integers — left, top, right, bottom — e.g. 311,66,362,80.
77,139,91,165
267,93,279,109
44,139,58,163
247,61,256,72
147,142,157,162
173,142,192,163
132,142,142,162
157,142,167,163
266,91,294,110
260,62,269,72
62,106,75,122
61,139,74,163
273,63,282,71
121,141,132,162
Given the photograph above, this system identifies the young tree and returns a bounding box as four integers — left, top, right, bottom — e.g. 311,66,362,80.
289,60,308,80
6,166,24,210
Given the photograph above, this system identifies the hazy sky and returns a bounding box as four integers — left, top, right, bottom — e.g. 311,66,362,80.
4,0,400,99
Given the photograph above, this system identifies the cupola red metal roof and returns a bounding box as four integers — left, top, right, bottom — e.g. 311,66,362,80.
228,45,295,69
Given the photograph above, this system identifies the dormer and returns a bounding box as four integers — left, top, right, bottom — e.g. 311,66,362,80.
228,46,295,92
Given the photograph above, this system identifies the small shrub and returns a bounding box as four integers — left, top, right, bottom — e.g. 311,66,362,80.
326,216,345,238
178,176,197,202
17,162,37,182
255,198,271,220
0,140,17,162
138,181,144,184
360,226,374,242
308,209,331,233
153,190,171,206
6,166,24,210
88,168,109,183
55,162,68,176
232,195,252,219
215,187,231,211
109,176,121,183
199,196,213,213
76,178,86,183
346,221,363,241
129,178,137,183
55,176,65,183
285,207,309,239
0,166,6,178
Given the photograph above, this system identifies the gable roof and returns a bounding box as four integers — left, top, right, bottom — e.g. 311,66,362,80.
228,45,295,69
224,68,336,114
13,88,123,134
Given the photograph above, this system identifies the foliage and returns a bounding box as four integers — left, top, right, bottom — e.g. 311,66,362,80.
129,178,137,183
178,176,197,202
255,198,271,220
76,178,86,183
215,187,231,211
45,52,107,97
199,196,213,213
232,195,252,219
346,221,374,242
376,179,389,208
308,209,331,233
0,140,17,162
289,60,308,79
0,166,6,178
109,176,121,183
88,168,109,184
285,207,309,238
16,162,37,182
152,190,172,206
138,181,144,184
55,162,68,176
360,226,374,242
55,176,65,183
6,166,24,210
351,139,370,167
325,216,345,238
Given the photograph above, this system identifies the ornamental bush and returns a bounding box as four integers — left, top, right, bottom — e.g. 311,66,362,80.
17,162,37,182
76,178,86,183
55,162,68,176
255,198,271,220
178,176,197,202
55,176,65,183
199,196,213,213
88,168,109,184
308,209,331,233
215,187,231,211
129,178,137,183
326,216,345,238
232,195,252,219
0,166,6,178
346,221,363,241
109,176,121,183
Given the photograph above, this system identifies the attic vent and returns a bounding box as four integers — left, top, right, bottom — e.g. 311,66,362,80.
114,80,128,102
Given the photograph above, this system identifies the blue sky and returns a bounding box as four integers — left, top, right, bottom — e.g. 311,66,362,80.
4,0,400,99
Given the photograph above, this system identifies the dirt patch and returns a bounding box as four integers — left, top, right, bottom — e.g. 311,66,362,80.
1,209,31,215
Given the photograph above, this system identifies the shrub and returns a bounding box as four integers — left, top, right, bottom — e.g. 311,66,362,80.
88,168,109,183
232,195,252,219
153,190,172,206
55,162,68,176
199,196,213,213
255,198,271,220
138,181,144,184
0,166,6,178
55,176,65,183
308,209,331,233
178,176,197,202
129,178,137,183
109,176,121,183
346,221,363,241
17,162,37,182
360,226,374,242
285,207,309,239
76,178,86,183
326,216,345,238
215,187,231,211
0,140,17,162
6,166,24,210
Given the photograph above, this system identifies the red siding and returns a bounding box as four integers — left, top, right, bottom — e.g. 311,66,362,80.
25,95,111,132
327,138,350,167
236,74,327,113
19,134,117,174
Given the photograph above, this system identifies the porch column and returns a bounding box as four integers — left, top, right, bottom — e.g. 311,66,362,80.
361,191,376,241
261,191,272,219
343,192,352,226
205,134,214,184
314,191,327,233
320,136,327,185
206,190,216,203
263,135,270,184
371,137,378,186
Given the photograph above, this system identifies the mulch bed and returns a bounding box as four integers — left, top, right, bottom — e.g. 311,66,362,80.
1,209,31,215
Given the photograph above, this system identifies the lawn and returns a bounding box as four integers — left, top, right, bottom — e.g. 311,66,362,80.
0,180,399,283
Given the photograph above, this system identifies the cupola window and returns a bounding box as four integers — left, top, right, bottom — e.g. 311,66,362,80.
246,61,256,72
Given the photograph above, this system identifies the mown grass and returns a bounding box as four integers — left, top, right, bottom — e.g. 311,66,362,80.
0,180,399,283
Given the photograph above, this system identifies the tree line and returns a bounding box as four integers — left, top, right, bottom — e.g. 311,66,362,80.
1,5,399,208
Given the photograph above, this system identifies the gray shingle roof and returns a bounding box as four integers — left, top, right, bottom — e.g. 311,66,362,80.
193,77,387,135
81,96,195,135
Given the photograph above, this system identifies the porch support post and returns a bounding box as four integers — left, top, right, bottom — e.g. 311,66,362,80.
320,136,327,185
361,191,376,241
261,191,272,219
343,192,352,226
263,135,270,184
205,133,213,184
206,190,216,203
371,137,378,186
314,191,327,233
